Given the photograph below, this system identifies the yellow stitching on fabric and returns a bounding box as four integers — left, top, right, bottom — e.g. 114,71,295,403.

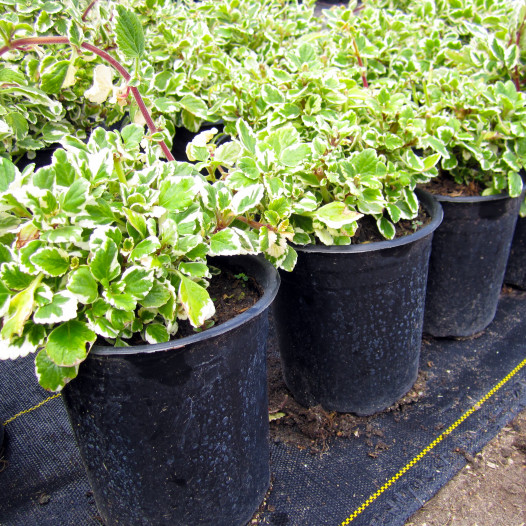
3,393,62,426
340,356,526,525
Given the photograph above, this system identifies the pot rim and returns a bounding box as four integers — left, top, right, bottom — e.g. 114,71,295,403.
90,255,280,356
295,188,443,255
429,191,517,204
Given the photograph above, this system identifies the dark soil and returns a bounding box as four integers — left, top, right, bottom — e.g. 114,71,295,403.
353,205,431,244
267,350,430,454
97,266,262,346
176,267,262,338
421,175,484,197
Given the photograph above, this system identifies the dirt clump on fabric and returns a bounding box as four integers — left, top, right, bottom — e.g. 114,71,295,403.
267,353,429,455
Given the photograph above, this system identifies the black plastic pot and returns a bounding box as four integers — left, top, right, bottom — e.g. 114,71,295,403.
62,256,279,526
274,191,443,416
15,146,59,170
505,215,526,290
423,192,522,337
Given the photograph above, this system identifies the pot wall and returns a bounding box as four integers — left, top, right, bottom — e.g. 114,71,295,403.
62,256,279,526
424,193,521,337
505,215,526,290
274,191,442,415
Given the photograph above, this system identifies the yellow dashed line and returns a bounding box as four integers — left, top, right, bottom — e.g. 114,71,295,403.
3,393,62,426
340,356,526,525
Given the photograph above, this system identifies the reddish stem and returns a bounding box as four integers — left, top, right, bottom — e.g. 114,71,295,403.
82,0,99,21
235,215,277,232
352,37,369,88
514,65,521,92
0,36,175,161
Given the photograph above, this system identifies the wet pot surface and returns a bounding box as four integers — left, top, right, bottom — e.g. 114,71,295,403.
424,193,522,337
274,191,443,415
62,256,279,526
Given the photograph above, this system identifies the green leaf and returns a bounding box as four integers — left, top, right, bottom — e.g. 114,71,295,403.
236,120,257,154
280,143,311,167
209,228,244,255
279,246,297,272
30,248,70,277
5,112,28,140
508,171,523,198
179,94,208,119
351,149,379,175
423,153,441,171
34,291,78,324
41,226,83,244
144,323,170,344
179,262,210,278
115,5,145,59
67,266,98,303
122,267,153,299
384,134,404,150
377,217,395,240
121,124,145,150
62,178,89,213
262,85,285,105
45,320,96,367
123,207,148,239
314,202,362,228
178,273,215,328
35,349,78,392
426,137,449,158
41,61,70,94
0,157,16,192
89,239,120,285
230,184,264,215
141,281,171,308
404,150,425,172
0,281,9,314
129,236,161,261
214,142,241,166
1,275,42,340
158,177,197,211
0,263,35,290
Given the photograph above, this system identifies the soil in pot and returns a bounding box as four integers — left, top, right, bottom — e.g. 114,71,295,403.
420,178,522,337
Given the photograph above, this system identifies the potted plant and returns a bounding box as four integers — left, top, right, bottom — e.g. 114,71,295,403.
195,27,444,413
325,0,525,336
0,7,286,525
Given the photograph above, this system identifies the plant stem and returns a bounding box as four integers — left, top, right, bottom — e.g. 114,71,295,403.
351,37,369,89
0,36,175,161
114,158,127,185
82,0,99,21
234,215,277,232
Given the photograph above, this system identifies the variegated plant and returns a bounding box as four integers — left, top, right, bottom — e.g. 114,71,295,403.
0,1,123,160
0,123,292,391
0,5,294,392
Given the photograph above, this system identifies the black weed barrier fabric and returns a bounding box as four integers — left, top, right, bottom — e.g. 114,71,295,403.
1,290,526,526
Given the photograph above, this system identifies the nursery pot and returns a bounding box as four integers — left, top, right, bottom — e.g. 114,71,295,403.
274,191,443,415
423,192,522,337
62,256,279,526
505,215,526,290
